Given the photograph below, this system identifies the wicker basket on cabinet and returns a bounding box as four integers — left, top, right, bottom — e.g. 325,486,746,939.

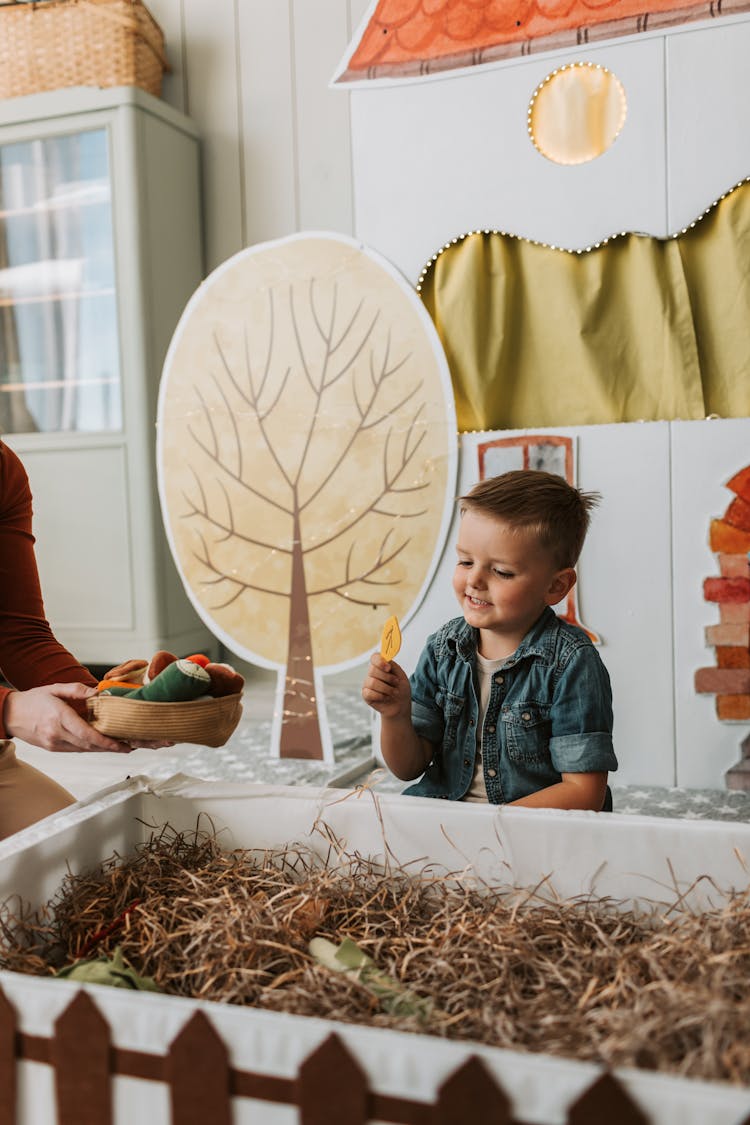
0,0,169,100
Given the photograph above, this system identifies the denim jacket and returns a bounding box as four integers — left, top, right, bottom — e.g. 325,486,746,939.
404,607,616,803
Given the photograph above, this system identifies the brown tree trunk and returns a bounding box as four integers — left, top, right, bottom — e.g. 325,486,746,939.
279,508,324,759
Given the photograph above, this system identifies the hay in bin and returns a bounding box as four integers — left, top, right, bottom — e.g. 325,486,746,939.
1,820,750,1086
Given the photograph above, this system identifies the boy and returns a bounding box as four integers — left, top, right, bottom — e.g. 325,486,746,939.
362,470,616,810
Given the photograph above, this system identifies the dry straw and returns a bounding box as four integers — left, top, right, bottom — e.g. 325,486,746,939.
2,821,749,1085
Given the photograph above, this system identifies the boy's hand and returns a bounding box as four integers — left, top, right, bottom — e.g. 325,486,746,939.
363,654,433,781
362,654,411,720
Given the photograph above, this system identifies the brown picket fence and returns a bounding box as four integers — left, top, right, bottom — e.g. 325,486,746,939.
1,985,746,1125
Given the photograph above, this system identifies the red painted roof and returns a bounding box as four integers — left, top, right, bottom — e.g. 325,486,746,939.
337,0,748,81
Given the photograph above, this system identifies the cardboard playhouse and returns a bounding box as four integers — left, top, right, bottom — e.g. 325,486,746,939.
151,0,750,787
333,0,750,790
153,226,750,792
2,775,750,1125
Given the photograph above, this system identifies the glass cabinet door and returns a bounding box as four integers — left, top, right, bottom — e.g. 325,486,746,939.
0,128,121,434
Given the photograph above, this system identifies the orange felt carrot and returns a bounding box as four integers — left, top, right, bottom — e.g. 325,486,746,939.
96,679,140,692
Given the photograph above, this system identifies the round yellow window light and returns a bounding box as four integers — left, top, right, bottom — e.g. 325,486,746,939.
528,63,627,166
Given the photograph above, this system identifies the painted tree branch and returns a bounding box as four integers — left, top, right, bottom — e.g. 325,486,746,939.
213,311,295,490
188,424,293,516
306,407,431,556
301,335,418,512
308,529,409,604
192,533,290,610
182,471,292,553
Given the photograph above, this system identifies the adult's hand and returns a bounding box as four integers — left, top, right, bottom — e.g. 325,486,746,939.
3,683,171,753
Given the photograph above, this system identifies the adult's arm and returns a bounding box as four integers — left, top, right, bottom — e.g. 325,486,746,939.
0,442,97,737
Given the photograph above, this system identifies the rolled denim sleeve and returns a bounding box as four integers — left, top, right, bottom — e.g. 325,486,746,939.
548,645,617,774
409,634,445,746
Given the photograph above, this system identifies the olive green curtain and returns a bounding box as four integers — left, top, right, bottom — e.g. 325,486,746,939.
419,181,750,432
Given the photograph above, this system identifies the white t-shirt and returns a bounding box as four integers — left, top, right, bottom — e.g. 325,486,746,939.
463,652,506,803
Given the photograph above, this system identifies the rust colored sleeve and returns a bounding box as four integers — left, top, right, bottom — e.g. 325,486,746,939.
0,443,96,736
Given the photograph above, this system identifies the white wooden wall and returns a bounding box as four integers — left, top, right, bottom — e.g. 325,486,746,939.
146,0,370,273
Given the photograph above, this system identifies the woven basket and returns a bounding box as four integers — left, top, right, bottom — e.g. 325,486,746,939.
87,692,243,748
0,0,169,100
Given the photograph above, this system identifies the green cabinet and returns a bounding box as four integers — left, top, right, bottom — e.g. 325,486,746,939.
1,86,215,664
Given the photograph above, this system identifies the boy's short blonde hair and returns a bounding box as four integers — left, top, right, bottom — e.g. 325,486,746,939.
459,470,600,569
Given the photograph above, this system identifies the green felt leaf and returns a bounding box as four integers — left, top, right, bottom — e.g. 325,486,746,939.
56,946,161,991
309,936,431,1021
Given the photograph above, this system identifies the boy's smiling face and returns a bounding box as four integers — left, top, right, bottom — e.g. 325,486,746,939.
452,508,575,659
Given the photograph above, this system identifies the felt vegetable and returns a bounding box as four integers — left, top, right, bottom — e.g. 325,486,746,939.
122,658,211,702
99,652,243,699
205,662,244,697
101,658,147,684
147,649,178,682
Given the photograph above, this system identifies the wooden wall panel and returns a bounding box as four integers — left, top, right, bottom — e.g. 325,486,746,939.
237,0,297,245
293,0,356,234
181,0,245,271
143,0,362,267
146,0,188,113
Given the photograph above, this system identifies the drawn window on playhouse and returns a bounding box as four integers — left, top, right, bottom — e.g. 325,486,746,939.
528,63,627,166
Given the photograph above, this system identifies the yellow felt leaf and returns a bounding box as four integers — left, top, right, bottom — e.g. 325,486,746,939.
380,615,401,661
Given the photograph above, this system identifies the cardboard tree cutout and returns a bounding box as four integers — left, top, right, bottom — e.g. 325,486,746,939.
157,233,457,761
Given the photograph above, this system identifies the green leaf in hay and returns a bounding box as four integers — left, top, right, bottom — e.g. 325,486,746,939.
56,946,161,992
309,936,431,1021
